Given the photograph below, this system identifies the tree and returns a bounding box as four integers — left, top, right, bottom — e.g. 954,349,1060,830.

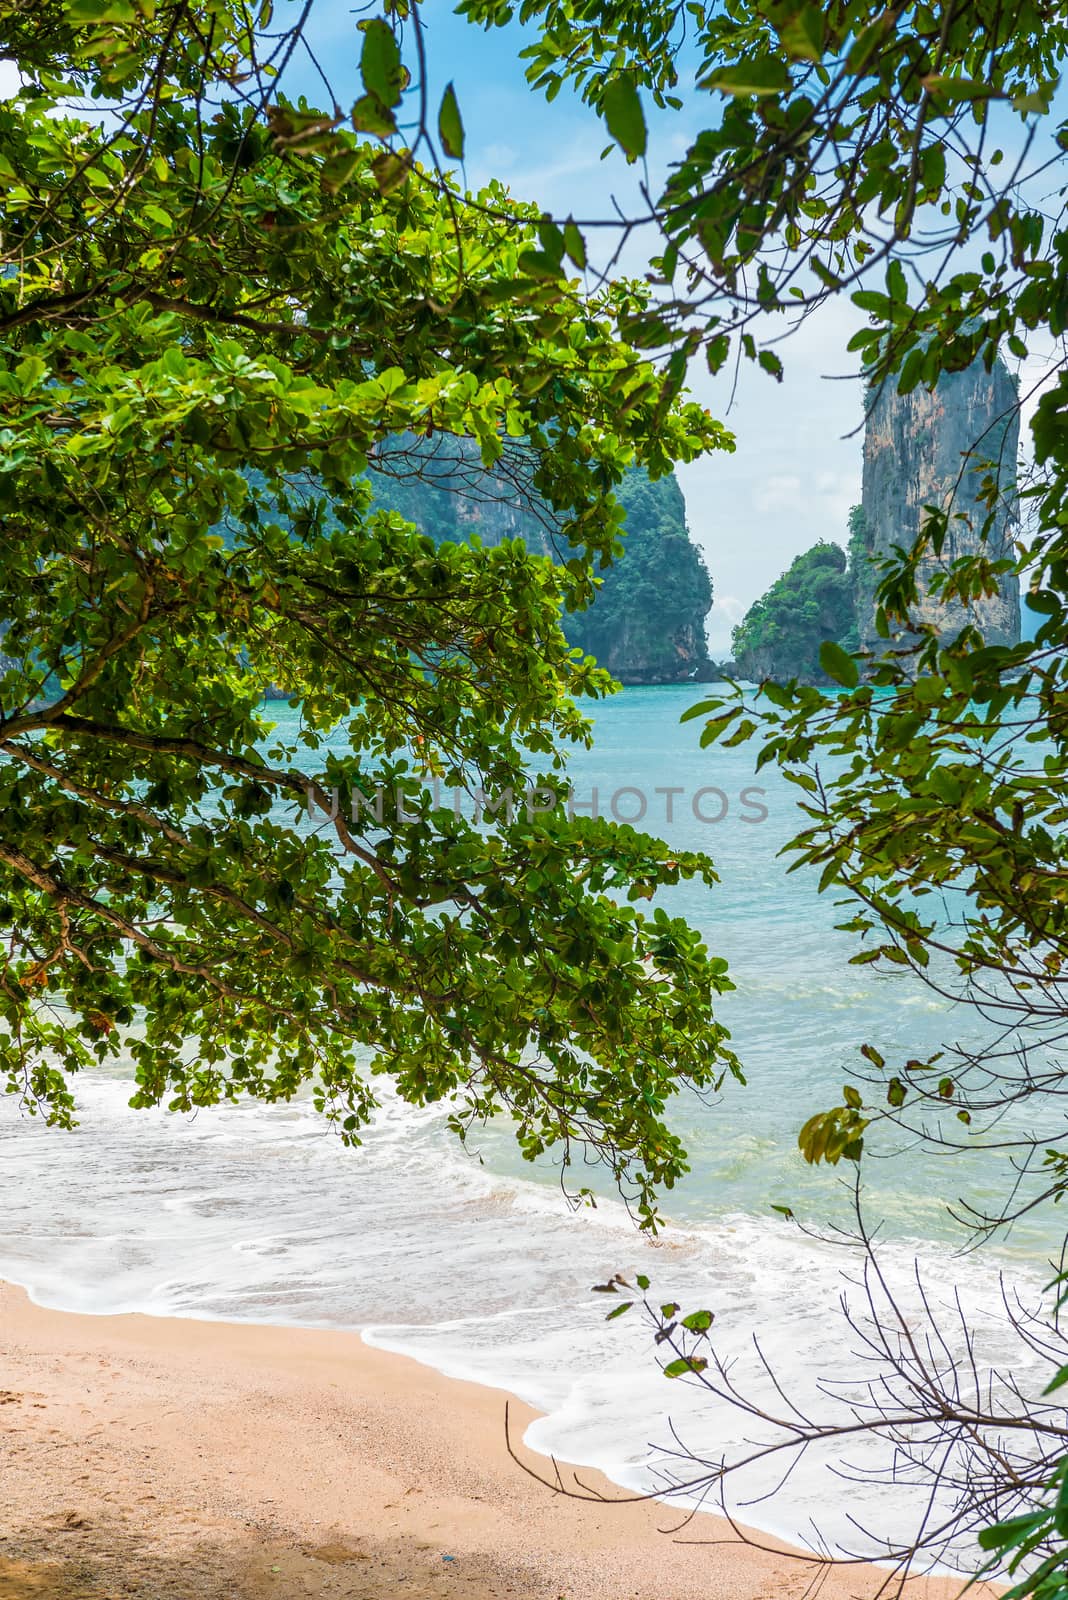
425,0,1068,1590
730,540,855,682
0,0,743,1229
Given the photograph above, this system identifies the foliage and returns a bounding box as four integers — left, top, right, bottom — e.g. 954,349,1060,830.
977,1448,1068,1600
838,505,871,654
455,0,1068,398
0,0,742,1228
365,450,715,681
730,541,855,683
846,505,870,575
558,469,714,681
685,471,1068,1575
431,0,1068,1583
729,507,877,680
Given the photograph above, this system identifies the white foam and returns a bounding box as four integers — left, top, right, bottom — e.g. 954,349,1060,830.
0,1075,1054,1572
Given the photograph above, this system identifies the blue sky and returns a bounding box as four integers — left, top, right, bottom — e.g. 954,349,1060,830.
9,3,1047,654
285,1,872,652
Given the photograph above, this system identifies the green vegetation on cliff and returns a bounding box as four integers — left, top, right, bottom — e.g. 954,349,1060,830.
368,452,714,684
566,470,713,684
731,539,858,683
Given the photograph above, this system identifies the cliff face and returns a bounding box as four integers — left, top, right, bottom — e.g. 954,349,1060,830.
859,359,1021,651
564,471,714,684
728,362,1021,685
368,452,714,684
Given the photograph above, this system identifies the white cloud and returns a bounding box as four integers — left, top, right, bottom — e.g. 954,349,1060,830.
712,593,746,623
753,474,803,515
706,595,746,657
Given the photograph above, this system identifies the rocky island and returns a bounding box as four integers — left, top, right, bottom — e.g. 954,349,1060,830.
730,358,1022,683
368,449,715,684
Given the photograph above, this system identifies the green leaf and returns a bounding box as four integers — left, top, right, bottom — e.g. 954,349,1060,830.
779,7,824,61
663,1356,709,1379
978,1512,1047,1552
562,219,587,270
67,0,137,19
438,82,465,159
679,697,721,723
321,149,363,192
602,75,647,160
846,16,890,73
818,639,859,687
517,248,564,279
351,95,397,138
886,257,908,304
360,19,404,108
701,57,790,96
370,149,411,193
1012,80,1057,114
922,74,1003,102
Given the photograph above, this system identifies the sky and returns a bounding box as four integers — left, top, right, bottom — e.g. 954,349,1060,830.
9,3,1054,656
286,2,874,653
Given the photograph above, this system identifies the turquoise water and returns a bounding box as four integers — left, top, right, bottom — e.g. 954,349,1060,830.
339,681,1055,1263
0,684,1060,1563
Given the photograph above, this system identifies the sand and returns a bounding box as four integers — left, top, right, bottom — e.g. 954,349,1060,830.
0,1280,997,1600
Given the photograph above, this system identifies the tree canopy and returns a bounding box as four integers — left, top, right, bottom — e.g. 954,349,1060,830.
0,0,740,1227
9,0,1068,1585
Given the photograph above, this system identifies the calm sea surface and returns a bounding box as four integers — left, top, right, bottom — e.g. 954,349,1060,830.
0,687,1058,1560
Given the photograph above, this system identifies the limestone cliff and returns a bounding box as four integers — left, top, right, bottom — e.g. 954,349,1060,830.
859,359,1021,651
563,471,714,684
368,451,714,684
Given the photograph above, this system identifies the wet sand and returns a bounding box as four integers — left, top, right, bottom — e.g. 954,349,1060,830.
0,1280,993,1599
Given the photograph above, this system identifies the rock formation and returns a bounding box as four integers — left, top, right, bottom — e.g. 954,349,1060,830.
858,358,1021,651
368,447,715,684
731,542,855,684
727,360,1021,685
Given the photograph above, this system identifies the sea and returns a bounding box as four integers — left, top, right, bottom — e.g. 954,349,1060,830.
0,686,1061,1567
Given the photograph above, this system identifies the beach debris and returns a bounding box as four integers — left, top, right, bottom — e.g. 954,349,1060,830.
442,1554,456,1562
591,1272,630,1293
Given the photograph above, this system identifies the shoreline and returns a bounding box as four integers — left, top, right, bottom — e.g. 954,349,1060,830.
0,1279,999,1599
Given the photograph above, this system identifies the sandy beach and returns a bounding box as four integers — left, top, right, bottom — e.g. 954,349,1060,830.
0,1280,1002,1600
